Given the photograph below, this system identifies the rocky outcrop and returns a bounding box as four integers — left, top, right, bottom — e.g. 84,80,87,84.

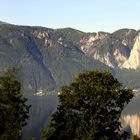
122,32,140,69
79,30,134,68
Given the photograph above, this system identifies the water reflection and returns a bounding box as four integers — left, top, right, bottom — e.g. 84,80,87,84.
22,92,140,139
122,93,140,136
22,95,58,140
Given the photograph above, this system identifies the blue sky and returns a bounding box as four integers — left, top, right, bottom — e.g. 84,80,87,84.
0,0,140,32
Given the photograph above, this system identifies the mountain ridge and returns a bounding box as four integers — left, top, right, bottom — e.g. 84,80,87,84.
0,23,140,94
0,23,112,94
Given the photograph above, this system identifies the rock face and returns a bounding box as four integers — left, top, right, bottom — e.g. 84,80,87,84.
121,93,140,137
80,32,115,67
122,33,140,69
79,29,136,68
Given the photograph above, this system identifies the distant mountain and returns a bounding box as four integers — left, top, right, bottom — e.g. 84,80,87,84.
0,24,112,95
0,23,140,94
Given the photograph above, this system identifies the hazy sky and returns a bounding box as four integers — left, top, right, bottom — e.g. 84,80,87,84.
0,0,140,32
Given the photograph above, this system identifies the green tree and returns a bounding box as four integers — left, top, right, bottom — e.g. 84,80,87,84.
41,71,133,140
27,136,36,140
0,68,31,140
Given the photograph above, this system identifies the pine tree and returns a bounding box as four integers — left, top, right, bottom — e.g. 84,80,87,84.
41,71,133,140
0,68,31,140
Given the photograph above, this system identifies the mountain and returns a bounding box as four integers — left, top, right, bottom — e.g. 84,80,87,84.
0,23,140,94
122,32,140,69
0,24,112,95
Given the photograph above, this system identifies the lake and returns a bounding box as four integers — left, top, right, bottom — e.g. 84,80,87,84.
22,95,58,140
122,92,140,136
22,92,140,139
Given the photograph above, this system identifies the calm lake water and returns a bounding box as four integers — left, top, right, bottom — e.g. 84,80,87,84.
22,95,58,140
122,92,140,115
22,92,140,139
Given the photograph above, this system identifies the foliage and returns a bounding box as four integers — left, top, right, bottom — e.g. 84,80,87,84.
0,68,31,140
27,136,36,140
41,71,133,140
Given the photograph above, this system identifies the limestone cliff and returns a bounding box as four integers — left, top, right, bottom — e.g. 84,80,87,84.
122,32,140,69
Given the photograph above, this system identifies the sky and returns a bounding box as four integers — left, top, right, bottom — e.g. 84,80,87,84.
0,0,140,32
